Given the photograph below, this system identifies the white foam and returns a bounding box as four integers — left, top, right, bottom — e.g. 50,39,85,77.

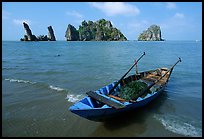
49,85,64,91
154,114,202,137
5,78,36,84
65,94,83,103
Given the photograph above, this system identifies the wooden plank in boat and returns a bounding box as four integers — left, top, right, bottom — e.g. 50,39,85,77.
86,91,126,109
108,94,126,102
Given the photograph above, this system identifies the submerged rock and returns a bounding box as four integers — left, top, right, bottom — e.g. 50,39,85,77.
138,25,164,41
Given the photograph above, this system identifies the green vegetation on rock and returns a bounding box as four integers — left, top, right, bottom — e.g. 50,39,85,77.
65,19,127,41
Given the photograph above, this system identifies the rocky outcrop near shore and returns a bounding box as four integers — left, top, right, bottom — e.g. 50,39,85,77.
20,22,56,41
138,25,164,41
65,19,127,41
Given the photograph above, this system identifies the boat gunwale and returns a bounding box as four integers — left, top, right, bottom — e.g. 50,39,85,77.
70,67,170,110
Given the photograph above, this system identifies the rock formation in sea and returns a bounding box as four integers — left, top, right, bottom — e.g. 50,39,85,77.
138,25,164,41
65,19,127,41
47,26,56,41
65,24,79,41
36,35,48,41
21,22,37,41
20,22,56,41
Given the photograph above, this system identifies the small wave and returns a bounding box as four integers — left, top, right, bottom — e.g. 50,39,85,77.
154,114,202,137
2,67,16,70
4,78,68,93
5,78,36,84
65,94,83,103
49,85,65,92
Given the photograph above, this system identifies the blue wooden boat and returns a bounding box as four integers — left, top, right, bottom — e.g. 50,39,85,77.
69,57,181,121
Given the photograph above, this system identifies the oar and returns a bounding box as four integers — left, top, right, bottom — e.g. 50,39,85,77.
109,52,146,95
132,58,181,101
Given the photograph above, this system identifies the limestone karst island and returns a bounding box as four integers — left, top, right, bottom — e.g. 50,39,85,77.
20,19,164,41
138,25,164,41
20,22,56,41
65,19,127,41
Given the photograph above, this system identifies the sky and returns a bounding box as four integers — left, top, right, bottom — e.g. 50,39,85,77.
2,2,202,41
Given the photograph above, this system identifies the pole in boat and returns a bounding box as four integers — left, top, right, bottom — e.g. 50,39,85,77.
135,59,138,75
133,58,181,101
109,52,146,95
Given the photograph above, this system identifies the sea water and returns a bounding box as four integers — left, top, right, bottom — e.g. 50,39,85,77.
2,40,202,137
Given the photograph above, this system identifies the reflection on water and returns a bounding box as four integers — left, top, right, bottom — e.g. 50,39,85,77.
90,93,168,137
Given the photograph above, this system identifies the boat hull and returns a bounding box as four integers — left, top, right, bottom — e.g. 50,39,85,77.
69,85,166,121
69,67,171,121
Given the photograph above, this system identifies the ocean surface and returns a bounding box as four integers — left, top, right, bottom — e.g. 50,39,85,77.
2,40,202,137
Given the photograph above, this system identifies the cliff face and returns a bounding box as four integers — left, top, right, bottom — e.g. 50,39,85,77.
138,25,164,41
21,22,37,41
20,22,56,41
65,19,127,41
65,24,79,41
47,26,56,41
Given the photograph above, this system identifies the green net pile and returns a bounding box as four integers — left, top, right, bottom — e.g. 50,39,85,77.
118,81,151,101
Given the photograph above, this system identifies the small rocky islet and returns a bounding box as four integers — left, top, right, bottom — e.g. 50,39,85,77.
20,19,164,41
20,22,56,41
138,25,164,41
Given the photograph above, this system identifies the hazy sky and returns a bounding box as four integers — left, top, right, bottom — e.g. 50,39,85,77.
2,2,202,41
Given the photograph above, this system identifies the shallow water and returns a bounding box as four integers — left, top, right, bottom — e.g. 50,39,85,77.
2,40,202,137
